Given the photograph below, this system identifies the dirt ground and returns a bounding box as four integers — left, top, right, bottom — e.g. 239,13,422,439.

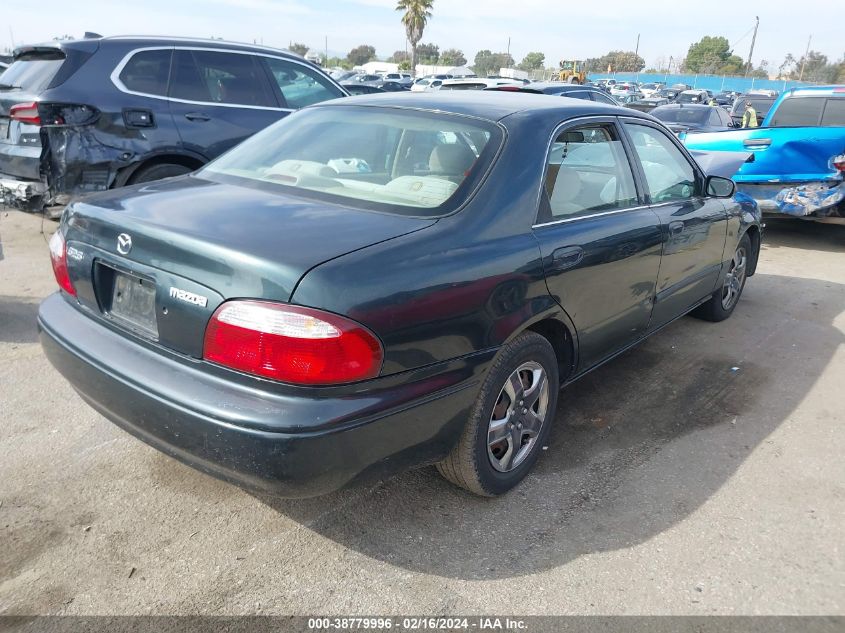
0,210,843,615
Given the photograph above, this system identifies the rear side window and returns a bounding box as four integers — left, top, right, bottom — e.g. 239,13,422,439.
821,99,845,126
264,57,344,108
118,49,171,96
542,124,638,220
564,91,591,101
769,97,825,127
0,51,65,92
170,49,274,107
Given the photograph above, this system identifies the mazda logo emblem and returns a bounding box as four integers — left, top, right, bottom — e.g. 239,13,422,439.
116,233,132,255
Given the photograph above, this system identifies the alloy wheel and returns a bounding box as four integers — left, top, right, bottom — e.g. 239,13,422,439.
721,245,747,310
487,361,549,472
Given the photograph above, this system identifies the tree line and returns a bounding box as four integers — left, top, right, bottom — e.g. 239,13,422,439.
290,34,844,83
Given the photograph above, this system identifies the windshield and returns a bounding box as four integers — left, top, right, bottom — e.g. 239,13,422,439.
0,51,65,91
202,106,502,216
652,107,708,124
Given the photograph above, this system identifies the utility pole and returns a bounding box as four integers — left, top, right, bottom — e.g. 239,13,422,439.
745,16,759,77
634,34,640,80
799,34,812,81
506,37,511,67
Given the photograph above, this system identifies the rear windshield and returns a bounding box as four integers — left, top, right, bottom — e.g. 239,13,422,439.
652,107,708,124
0,51,66,92
202,105,502,216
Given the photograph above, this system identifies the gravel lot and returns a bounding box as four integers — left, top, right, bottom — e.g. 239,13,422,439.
0,210,843,616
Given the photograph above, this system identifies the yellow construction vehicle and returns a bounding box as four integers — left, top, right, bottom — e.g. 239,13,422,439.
558,60,587,84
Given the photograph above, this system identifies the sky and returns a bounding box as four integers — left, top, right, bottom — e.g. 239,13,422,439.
2,0,840,73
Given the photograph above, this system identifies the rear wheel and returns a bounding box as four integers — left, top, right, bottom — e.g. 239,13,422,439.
437,332,559,496
692,233,751,322
128,162,194,185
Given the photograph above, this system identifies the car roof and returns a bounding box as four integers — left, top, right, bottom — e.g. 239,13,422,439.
781,85,845,97
653,103,710,111
313,90,641,123
99,35,304,58
521,82,597,92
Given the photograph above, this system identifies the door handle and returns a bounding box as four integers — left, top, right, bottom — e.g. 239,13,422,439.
668,221,684,236
549,246,584,272
185,112,211,122
743,137,771,148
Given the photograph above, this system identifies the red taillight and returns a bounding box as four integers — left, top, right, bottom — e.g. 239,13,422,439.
833,154,845,172
497,86,521,92
10,102,41,125
48,231,76,296
203,301,383,385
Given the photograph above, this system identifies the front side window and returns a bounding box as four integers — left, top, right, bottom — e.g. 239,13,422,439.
769,97,825,127
266,57,344,108
202,106,501,215
170,50,274,106
624,123,697,203
542,124,637,220
119,49,171,96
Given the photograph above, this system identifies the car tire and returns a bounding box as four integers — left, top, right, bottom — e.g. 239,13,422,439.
691,233,752,322
128,163,194,185
437,331,559,496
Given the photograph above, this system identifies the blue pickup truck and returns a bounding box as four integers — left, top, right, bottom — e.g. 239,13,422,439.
682,85,845,223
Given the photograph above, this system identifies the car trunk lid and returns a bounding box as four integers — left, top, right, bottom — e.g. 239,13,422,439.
63,174,436,357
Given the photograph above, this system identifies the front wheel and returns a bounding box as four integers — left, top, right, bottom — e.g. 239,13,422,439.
691,233,751,322
437,332,559,496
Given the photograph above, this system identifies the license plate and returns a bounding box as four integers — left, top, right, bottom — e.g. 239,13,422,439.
110,272,158,337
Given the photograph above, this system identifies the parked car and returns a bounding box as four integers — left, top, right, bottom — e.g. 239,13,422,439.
410,77,445,92
711,92,736,107
624,96,670,112
610,83,638,97
440,77,524,90
685,85,845,222
341,82,384,95
663,86,683,101
382,72,412,87
39,91,761,498
351,74,383,85
614,92,645,105
675,89,710,104
484,82,619,105
0,36,348,212
329,69,358,82
728,94,776,127
650,103,734,133
639,82,662,98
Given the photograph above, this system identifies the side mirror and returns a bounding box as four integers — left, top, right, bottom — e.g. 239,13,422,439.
706,175,736,198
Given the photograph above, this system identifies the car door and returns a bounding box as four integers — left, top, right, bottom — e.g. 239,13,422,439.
533,118,664,370
621,119,728,330
168,48,283,160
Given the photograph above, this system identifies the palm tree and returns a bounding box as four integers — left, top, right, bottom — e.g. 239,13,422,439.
396,0,434,75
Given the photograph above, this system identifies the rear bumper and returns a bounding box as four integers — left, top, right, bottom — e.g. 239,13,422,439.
737,180,845,217
38,293,489,497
